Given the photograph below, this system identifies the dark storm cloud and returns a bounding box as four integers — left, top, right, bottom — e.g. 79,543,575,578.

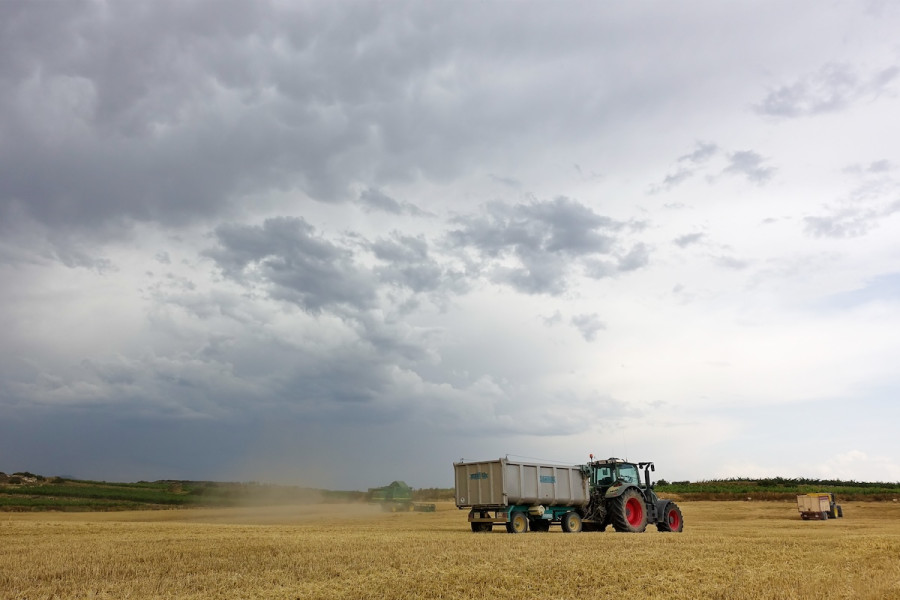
1,1,796,242
205,217,377,313
755,63,899,118
447,197,640,294
2,0,632,234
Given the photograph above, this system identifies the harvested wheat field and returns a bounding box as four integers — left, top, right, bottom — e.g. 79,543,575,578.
2,501,899,600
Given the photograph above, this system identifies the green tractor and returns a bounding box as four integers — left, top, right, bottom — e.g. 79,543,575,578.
580,457,683,533
367,481,436,512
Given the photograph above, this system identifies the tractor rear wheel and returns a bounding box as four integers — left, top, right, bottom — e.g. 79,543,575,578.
471,521,492,533
837,505,843,518
561,511,583,533
506,511,529,534
611,489,648,533
656,503,684,532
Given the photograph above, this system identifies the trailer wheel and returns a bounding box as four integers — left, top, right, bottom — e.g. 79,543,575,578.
530,519,551,532
561,512,583,533
471,522,492,533
506,511,529,534
656,503,684,532
820,511,828,520
611,488,647,533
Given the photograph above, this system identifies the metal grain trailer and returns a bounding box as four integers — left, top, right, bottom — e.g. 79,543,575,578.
797,493,843,520
454,456,683,533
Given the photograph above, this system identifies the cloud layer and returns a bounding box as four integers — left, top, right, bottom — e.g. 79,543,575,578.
2,1,900,488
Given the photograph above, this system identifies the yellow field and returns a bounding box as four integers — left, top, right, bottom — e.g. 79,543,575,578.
2,501,899,599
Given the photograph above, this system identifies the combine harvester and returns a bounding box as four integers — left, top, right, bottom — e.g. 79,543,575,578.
454,455,683,533
368,481,435,512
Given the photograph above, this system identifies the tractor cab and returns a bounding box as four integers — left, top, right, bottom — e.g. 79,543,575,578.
587,458,658,501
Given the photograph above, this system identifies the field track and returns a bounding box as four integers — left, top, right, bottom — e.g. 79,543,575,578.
2,501,899,599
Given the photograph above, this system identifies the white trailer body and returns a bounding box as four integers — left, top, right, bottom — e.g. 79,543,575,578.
454,458,589,509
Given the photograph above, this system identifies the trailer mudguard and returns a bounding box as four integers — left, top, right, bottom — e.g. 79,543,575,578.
655,499,673,519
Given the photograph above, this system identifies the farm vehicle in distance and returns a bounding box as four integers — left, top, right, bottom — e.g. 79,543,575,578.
454,456,683,533
797,493,843,520
367,480,435,512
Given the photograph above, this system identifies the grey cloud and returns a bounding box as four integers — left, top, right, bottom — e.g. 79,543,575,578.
660,169,694,189
653,142,719,191
842,159,894,175
804,200,900,238
204,217,377,313
571,313,606,342
447,197,641,294
489,174,522,188
755,63,899,118
805,162,900,238
723,150,775,184
674,232,705,247
358,187,428,216
583,259,617,279
714,255,750,270
654,142,773,191
617,243,650,272
369,233,457,295
678,142,719,164
582,243,650,280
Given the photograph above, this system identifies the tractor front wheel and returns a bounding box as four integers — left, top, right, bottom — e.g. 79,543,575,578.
656,503,684,532
506,511,529,534
611,489,648,533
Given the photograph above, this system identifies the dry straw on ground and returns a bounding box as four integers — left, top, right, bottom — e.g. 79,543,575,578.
2,501,899,599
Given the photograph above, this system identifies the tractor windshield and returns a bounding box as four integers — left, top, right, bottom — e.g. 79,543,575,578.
617,463,639,485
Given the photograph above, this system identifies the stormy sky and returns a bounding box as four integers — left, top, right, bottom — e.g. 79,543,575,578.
2,0,899,489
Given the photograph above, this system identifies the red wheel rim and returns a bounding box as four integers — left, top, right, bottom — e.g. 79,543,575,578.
625,497,643,526
667,509,680,529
